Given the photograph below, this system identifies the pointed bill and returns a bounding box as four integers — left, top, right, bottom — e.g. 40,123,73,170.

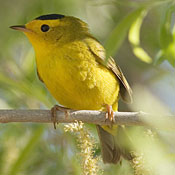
10,25,31,33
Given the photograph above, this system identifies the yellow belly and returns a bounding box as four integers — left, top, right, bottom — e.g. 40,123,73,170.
36,45,120,111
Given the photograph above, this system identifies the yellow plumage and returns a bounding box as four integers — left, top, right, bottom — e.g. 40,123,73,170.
11,14,132,164
25,18,120,111
37,41,119,110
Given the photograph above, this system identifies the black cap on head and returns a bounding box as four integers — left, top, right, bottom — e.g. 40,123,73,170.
35,14,65,20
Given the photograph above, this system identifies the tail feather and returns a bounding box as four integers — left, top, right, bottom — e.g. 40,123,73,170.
96,125,121,164
96,125,133,164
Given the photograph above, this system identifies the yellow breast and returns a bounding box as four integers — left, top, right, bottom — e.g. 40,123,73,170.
35,40,120,110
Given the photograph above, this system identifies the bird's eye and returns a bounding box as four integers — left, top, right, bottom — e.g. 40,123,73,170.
41,24,50,32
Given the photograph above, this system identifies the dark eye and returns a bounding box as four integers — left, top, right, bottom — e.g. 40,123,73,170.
41,24,50,32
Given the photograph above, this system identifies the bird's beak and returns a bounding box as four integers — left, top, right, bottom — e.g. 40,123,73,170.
10,25,31,33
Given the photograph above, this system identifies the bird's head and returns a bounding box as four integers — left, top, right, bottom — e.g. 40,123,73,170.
10,14,89,50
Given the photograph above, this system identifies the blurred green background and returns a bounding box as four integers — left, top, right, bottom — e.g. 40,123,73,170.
0,0,175,174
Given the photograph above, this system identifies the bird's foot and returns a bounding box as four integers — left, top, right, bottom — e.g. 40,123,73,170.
105,105,115,127
51,105,70,129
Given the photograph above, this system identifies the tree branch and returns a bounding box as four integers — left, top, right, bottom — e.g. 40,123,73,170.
0,110,174,129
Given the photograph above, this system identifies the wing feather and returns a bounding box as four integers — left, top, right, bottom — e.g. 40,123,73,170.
37,69,44,83
84,37,132,103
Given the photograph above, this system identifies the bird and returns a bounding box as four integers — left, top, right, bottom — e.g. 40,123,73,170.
10,14,132,164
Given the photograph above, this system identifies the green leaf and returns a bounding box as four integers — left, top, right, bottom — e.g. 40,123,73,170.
162,42,175,67
133,47,152,63
104,7,145,60
155,4,175,67
128,10,146,46
155,42,175,67
159,4,175,49
7,126,44,175
154,50,164,65
128,9,152,63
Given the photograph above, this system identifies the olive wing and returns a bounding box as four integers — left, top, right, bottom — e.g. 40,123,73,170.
84,37,132,103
